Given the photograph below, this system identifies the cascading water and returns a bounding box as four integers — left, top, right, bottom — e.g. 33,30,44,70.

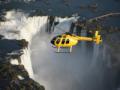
0,0,120,89
0,10,48,78
30,17,113,90
0,10,118,90
80,30,87,55
91,44,100,67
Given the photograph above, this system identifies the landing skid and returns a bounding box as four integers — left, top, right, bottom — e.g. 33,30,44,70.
56,46,73,53
55,51,71,53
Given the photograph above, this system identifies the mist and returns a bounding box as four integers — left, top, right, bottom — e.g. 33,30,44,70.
0,0,120,89
0,10,48,78
30,18,112,90
0,10,114,90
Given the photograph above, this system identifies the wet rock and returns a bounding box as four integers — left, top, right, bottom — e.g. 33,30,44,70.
0,34,4,39
0,62,45,90
47,16,55,33
0,38,45,90
18,39,29,49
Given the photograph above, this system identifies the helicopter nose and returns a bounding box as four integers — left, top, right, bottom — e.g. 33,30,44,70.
51,39,55,45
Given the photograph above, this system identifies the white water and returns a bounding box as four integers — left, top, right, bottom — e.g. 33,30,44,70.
0,10,48,78
30,18,108,90
0,11,114,90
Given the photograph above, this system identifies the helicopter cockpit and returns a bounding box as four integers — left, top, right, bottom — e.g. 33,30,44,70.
51,35,70,46
55,38,70,45
51,35,61,45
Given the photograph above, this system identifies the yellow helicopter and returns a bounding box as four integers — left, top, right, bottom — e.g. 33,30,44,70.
51,31,102,52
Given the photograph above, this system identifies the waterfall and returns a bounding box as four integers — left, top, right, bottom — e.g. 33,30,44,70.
0,10,48,78
91,44,100,68
80,30,87,55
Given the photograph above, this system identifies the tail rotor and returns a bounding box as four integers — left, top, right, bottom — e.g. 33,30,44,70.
93,31,102,44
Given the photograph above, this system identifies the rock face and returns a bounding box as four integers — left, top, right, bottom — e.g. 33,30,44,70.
0,38,45,90
0,62,45,90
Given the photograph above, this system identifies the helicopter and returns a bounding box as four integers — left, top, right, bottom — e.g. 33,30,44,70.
51,31,102,52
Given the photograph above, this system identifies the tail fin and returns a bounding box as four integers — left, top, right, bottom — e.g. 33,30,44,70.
94,31,102,44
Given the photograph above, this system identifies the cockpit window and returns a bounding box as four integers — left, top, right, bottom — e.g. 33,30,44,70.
66,39,69,44
52,36,57,41
61,39,65,44
56,39,60,44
